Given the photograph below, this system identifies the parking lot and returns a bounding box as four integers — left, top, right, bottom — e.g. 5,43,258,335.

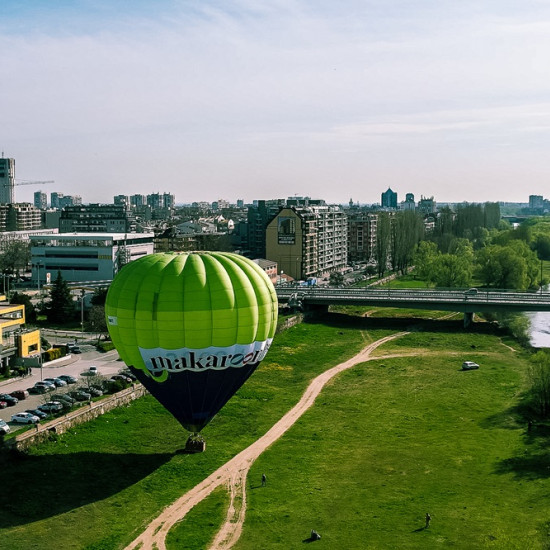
0,347,129,433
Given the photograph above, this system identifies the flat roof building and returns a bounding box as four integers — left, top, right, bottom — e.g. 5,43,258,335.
30,232,154,285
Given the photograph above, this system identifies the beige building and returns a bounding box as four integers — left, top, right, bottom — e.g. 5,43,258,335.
266,205,347,280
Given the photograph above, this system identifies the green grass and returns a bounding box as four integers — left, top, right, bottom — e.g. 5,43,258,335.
1,310,546,549
165,486,228,549
238,335,543,549
0,318,378,550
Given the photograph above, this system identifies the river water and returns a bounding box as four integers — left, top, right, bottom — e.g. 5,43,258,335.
529,311,550,348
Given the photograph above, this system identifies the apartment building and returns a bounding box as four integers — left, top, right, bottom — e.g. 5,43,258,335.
347,212,378,263
265,205,347,280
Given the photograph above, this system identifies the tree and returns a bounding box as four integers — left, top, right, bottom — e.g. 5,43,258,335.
475,241,539,290
430,253,472,288
375,212,391,278
45,271,76,324
85,304,108,345
329,272,344,286
91,287,108,306
0,240,30,277
413,241,438,282
528,351,550,417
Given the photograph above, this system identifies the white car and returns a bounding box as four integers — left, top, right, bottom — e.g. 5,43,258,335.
0,419,10,434
462,361,480,370
11,412,40,424
89,366,98,375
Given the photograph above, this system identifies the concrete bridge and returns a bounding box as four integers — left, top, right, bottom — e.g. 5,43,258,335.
276,287,550,327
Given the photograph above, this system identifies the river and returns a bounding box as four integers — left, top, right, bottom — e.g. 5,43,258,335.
529,311,550,348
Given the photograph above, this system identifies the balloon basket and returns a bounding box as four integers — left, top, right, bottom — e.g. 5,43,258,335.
184,434,206,453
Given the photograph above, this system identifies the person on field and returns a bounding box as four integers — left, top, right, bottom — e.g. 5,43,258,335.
425,513,431,528
261,473,266,486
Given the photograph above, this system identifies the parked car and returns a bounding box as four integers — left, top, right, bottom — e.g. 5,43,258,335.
43,377,67,387
462,361,480,370
34,381,55,391
10,389,29,400
0,419,10,435
121,370,137,381
69,390,91,401
111,374,131,384
38,401,64,413
85,386,103,397
28,385,48,394
58,374,77,384
26,408,47,419
11,412,40,424
88,366,98,375
0,401,7,409
0,394,18,406
51,393,76,405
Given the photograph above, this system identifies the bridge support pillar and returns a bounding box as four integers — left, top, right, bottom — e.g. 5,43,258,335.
463,312,474,328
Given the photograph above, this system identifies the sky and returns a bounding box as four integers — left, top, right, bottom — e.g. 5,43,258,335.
2,0,550,206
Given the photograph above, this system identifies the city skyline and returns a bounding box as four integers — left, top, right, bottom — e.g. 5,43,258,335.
2,1,550,205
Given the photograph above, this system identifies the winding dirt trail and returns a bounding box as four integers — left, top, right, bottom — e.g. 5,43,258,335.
124,332,408,550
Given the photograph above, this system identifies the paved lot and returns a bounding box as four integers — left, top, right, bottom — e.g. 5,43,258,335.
0,347,129,429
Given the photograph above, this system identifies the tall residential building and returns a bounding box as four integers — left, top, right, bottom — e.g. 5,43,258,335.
34,191,47,210
266,204,347,280
50,192,63,209
59,204,134,233
348,212,378,263
114,195,130,209
0,157,15,204
529,195,544,210
381,188,398,209
130,194,146,207
247,199,286,258
0,204,41,231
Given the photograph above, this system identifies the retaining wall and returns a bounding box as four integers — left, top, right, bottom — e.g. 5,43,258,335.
5,385,147,452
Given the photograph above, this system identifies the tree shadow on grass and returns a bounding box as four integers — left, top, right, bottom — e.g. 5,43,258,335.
0,448,173,528
495,451,550,480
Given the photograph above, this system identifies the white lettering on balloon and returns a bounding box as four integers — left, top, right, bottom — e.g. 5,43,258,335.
139,339,273,375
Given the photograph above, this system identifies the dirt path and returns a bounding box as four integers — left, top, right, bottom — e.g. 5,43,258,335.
124,332,408,550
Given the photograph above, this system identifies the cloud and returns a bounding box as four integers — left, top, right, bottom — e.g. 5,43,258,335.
2,1,550,203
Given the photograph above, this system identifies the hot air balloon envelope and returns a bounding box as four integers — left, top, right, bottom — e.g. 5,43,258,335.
105,252,278,432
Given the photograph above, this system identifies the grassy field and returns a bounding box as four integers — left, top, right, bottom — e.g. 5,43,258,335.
1,309,546,549
169,320,550,550
0,316,384,550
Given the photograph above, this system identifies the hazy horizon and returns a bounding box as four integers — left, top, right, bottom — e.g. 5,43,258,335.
3,1,549,205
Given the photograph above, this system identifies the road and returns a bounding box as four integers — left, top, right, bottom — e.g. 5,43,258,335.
0,346,126,430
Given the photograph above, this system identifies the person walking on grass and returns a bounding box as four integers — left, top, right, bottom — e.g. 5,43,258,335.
261,473,266,487
425,513,431,528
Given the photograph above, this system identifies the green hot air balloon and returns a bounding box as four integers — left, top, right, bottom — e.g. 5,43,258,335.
105,252,278,438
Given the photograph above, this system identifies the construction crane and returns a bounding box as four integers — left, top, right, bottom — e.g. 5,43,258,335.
14,180,54,186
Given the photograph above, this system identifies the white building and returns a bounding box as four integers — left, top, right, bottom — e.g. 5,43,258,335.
30,232,154,285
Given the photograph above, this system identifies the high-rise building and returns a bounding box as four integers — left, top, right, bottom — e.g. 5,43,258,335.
529,195,544,210
51,192,63,209
381,188,398,209
348,212,378,263
0,157,15,204
130,194,146,207
266,204,347,280
114,195,130,209
59,204,134,233
34,191,47,210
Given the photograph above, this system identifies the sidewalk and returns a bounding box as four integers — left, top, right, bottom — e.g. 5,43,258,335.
0,354,80,389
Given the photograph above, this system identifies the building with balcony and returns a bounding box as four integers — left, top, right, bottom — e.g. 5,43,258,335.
347,212,378,263
265,204,347,280
59,204,135,233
